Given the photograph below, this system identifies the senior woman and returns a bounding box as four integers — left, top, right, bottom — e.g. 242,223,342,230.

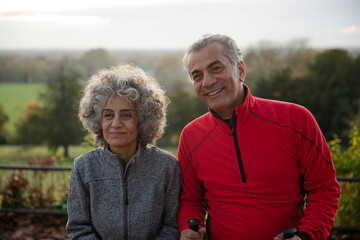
66,64,180,239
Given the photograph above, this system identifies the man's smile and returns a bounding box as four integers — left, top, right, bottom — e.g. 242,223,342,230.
208,87,224,96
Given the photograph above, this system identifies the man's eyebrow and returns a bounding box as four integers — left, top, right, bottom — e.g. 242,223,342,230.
190,69,201,76
208,60,222,68
190,60,223,76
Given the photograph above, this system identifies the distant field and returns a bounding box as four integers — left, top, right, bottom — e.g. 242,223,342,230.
0,145,88,166
0,145,178,165
0,83,45,135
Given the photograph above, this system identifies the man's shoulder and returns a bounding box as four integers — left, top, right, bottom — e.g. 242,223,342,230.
182,112,214,132
254,97,311,115
253,96,315,125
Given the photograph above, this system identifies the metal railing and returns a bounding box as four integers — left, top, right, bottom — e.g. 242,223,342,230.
0,165,359,233
0,165,71,216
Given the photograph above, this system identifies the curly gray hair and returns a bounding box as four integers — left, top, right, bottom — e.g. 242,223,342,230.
183,33,244,75
79,64,168,147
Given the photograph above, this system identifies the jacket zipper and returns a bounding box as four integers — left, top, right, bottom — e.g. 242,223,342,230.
229,114,247,183
123,165,130,240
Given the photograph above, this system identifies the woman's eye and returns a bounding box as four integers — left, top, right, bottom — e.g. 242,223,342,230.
103,112,113,119
121,113,132,120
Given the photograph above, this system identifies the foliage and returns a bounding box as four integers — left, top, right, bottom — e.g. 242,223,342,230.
0,83,44,136
330,123,360,176
158,81,208,147
0,145,88,166
245,39,317,89
1,46,359,151
253,67,300,103
15,100,47,145
0,56,26,83
0,156,69,213
154,54,191,93
40,59,86,157
79,48,117,77
0,55,51,83
330,122,360,228
302,49,360,140
152,54,209,147
81,133,97,152
254,49,360,141
0,103,9,144
1,172,30,208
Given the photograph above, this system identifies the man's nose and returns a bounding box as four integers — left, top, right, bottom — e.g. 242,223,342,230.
202,73,216,88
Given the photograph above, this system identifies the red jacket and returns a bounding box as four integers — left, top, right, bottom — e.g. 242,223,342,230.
178,86,341,240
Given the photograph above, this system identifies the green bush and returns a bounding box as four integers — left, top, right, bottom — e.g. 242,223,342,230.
0,156,70,213
330,122,360,228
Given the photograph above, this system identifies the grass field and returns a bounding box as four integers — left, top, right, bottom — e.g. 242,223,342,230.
0,145,89,166
0,83,45,135
0,145,178,166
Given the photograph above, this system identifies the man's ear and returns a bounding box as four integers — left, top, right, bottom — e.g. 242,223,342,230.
238,61,246,82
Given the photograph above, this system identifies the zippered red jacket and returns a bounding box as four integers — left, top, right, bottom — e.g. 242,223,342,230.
178,85,341,240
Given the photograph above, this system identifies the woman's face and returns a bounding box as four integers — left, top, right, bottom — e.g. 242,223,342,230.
101,95,138,156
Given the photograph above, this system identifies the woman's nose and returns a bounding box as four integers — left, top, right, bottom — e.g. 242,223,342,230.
111,114,123,127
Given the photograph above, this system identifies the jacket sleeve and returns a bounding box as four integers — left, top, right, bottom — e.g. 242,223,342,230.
66,159,101,240
177,129,207,232
155,161,181,240
295,106,341,240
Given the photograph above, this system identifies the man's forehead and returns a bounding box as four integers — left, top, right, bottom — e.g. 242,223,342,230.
188,43,228,71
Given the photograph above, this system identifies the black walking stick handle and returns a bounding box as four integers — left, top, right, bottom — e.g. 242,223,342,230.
282,226,297,239
187,218,200,232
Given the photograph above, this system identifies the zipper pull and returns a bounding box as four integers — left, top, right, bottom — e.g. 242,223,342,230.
229,111,237,135
229,128,235,136
124,182,129,205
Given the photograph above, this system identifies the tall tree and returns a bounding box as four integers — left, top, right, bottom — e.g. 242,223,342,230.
79,48,116,77
301,49,360,140
245,39,316,90
15,100,46,145
158,81,207,147
254,67,300,103
0,103,9,143
254,49,360,141
154,55,190,93
40,59,86,157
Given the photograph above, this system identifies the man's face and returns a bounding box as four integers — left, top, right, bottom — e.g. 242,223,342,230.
187,42,246,119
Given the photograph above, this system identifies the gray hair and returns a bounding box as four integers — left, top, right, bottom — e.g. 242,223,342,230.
183,33,244,74
79,64,168,147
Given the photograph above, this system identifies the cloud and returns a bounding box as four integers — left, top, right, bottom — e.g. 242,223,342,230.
341,25,360,34
0,13,110,24
0,0,213,12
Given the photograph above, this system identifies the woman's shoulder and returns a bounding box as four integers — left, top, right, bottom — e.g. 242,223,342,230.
143,146,178,166
73,148,104,167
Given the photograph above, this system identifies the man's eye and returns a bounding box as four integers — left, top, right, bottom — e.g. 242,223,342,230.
192,74,201,81
213,66,223,72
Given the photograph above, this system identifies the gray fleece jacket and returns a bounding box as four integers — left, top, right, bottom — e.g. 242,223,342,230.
66,144,180,240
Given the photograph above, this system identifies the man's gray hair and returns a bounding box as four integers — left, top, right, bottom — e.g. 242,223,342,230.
78,64,168,147
183,33,244,74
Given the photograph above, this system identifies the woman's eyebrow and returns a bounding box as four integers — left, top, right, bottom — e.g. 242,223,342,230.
102,108,134,112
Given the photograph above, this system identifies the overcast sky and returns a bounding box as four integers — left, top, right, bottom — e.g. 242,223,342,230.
0,0,359,50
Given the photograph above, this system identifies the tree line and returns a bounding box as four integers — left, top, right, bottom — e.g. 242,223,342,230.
0,41,359,157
